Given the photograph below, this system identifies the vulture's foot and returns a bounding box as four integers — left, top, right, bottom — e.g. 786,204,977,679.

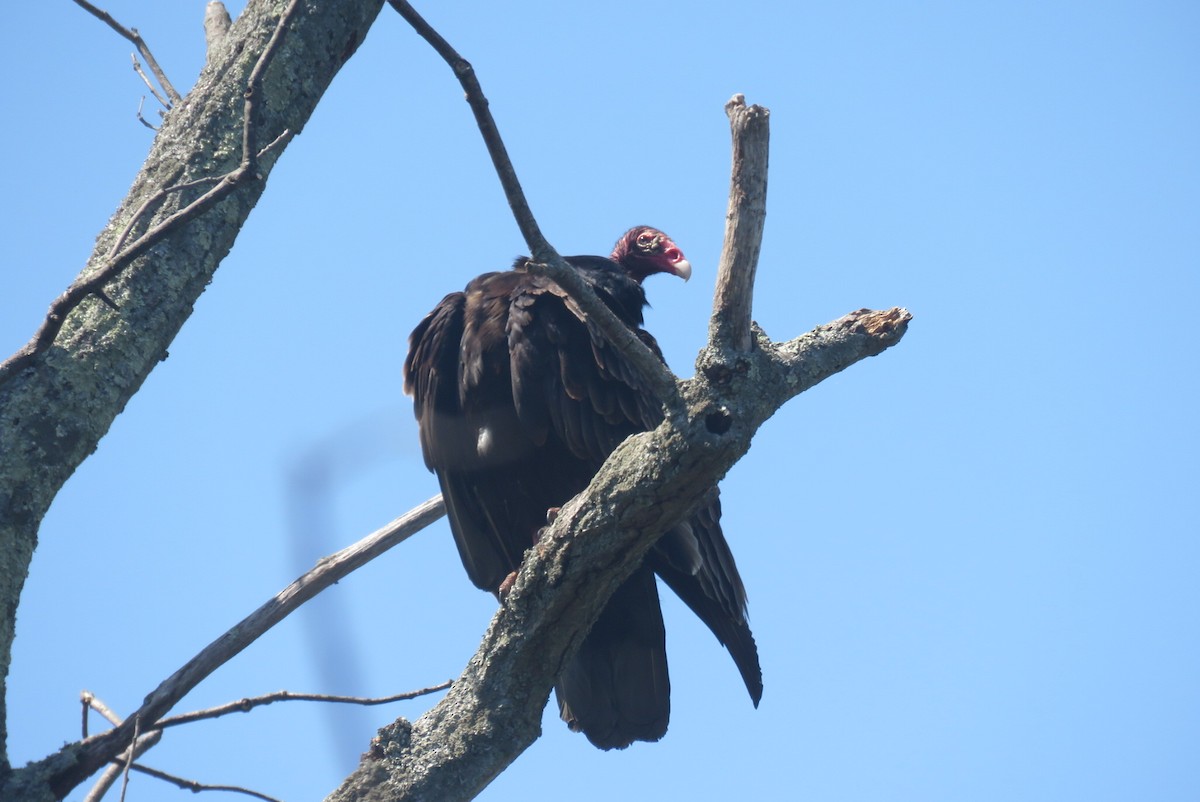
498,570,519,601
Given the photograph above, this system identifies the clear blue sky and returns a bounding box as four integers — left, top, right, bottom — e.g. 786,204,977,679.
3,1,1198,800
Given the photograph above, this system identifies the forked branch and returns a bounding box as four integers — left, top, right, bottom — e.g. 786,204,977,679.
72,0,182,105
78,682,452,802
328,19,909,801
48,495,445,796
0,2,394,798
0,0,299,389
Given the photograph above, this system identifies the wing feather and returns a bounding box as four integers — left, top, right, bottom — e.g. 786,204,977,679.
405,249,762,747
649,490,762,705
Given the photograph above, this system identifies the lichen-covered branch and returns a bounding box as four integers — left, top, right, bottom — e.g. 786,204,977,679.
27,495,440,799
0,1,910,797
387,0,680,411
204,2,233,64
0,0,386,795
327,310,909,802
711,95,770,353
325,89,910,800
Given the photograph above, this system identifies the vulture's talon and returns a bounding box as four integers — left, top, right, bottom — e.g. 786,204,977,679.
402,227,759,749
497,571,518,601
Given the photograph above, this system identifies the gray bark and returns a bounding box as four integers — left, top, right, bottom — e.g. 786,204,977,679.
0,0,384,798
0,5,909,800
324,97,910,802
326,310,909,802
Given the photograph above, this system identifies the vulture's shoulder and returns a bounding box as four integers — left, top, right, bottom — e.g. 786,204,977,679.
502,259,664,463
405,259,662,467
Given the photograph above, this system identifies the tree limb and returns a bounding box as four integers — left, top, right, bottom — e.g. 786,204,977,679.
110,763,282,802
72,0,182,105
0,0,309,389
204,2,233,64
712,95,769,353
386,0,682,413
130,53,171,111
79,682,451,802
32,495,443,798
326,84,911,798
328,312,909,802
156,681,454,730
0,0,388,792
82,718,157,802
0,3,912,800
385,0,545,258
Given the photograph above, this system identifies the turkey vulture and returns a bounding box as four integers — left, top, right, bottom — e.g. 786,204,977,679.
404,226,761,749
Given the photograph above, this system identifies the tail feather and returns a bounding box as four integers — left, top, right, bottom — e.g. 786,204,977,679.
555,566,670,749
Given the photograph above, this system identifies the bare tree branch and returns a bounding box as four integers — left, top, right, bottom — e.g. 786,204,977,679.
116,716,139,802
118,763,283,802
77,681,452,801
84,730,160,802
134,95,156,130
130,54,171,110
0,0,303,389
72,0,182,105
329,314,909,802
387,0,682,412
327,75,911,796
81,691,123,733
0,3,390,792
205,2,233,64
0,3,910,799
385,0,545,258
712,95,769,353
83,690,159,802
37,495,443,797
157,681,454,729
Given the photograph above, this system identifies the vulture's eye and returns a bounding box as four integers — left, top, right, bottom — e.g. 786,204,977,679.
636,233,654,247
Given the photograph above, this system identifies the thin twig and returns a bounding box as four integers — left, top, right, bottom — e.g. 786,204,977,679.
257,128,296,160
204,2,233,64
108,175,224,259
134,95,156,131
81,694,162,802
0,174,233,384
84,729,161,802
388,0,681,410
79,683,450,799
122,764,283,802
386,0,546,258
82,691,124,729
242,0,304,173
117,715,139,802
131,54,170,109
72,0,182,105
157,681,455,728
60,496,446,795
0,1,299,389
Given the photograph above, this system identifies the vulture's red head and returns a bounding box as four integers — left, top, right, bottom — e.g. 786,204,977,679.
611,226,692,283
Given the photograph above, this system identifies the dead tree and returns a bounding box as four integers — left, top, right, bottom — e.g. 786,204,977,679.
0,2,908,800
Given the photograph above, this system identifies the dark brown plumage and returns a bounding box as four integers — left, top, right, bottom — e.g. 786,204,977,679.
404,227,761,749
